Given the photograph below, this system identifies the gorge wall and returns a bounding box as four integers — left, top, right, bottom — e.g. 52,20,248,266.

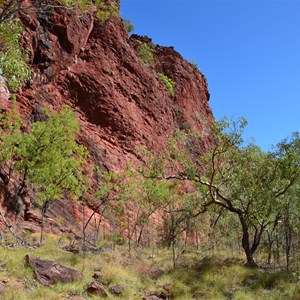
0,0,214,236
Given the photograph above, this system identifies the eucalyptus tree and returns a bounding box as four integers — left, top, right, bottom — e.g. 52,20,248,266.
140,119,300,267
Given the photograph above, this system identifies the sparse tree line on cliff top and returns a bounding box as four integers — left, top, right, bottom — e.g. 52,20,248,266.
0,103,299,271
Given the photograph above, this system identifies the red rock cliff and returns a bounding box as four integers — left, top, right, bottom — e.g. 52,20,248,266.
14,0,213,169
0,0,214,234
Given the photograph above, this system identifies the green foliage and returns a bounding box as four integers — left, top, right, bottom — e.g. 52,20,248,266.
189,60,198,69
58,0,89,9
95,0,119,24
137,42,154,66
58,0,119,24
123,18,135,33
158,73,176,97
95,167,180,252
0,20,31,89
0,106,88,204
140,117,300,267
97,170,123,200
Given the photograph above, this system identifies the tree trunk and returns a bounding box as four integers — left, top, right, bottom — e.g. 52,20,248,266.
137,225,144,247
239,215,258,268
284,207,292,272
267,231,274,265
171,214,176,269
172,238,176,269
40,201,48,245
127,214,131,255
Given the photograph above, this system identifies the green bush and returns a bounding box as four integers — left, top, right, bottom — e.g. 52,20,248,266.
137,42,154,65
58,0,119,24
95,0,119,24
0,20,31,89
158,73,176,97
58,0,91,10
189,60,198,69
123,19,135,33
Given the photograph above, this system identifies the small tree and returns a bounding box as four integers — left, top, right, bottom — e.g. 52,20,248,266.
80,170,124,250
0,19,31,89
123,176,176,249
158,73,176,97
0,105,88,244
123,19,134,33
136,42,154,66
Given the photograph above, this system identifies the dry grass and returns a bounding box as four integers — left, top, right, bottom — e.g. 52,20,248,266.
0,237,299,299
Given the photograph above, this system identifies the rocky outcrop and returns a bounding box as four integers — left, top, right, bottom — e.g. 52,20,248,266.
0,1,214,233
15,0,213,170
25,255,83,285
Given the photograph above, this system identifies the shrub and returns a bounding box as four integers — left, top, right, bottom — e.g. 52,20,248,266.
58,0,119,24
123,19,135,33
158,73,176,97
0,20,31,89
189,60,198,69
95,0,119,24
137,42,154,66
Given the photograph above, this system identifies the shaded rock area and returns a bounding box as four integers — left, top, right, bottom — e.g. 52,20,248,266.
25,255,83,285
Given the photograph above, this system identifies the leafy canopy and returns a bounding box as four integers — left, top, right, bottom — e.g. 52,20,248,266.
0,105,88,204
136,42,154,66
139,117,300,266
58,0,119,23
0,20,31,89
158,73,176,97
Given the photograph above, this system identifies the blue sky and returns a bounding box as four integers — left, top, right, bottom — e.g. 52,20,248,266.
120,0,300,150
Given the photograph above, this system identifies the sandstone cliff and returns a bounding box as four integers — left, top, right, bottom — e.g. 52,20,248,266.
0,0,214,235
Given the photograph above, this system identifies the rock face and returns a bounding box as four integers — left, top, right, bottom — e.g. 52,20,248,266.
15,0,213,170
25,255,83,285
0,1,214,232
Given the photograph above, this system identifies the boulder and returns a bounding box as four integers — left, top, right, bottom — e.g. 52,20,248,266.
25,255,83,285
109,284,124,295
143,296,163,300
85,281,108,297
